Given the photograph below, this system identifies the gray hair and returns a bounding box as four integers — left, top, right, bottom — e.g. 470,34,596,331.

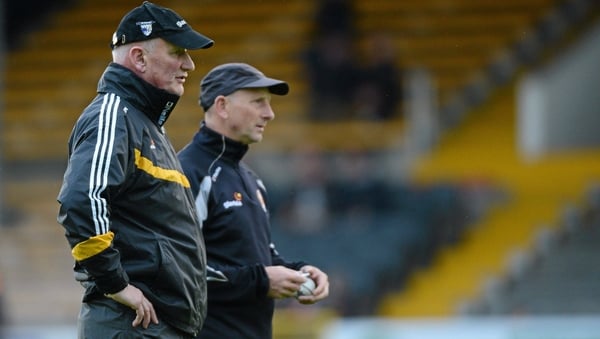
111,39,158,63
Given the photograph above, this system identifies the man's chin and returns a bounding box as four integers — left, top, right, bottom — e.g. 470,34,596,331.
252,135,263,144
167,86,185,97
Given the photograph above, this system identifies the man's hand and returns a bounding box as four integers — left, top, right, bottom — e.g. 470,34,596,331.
106,284,159,328
264,266,307,299
296,265,329,304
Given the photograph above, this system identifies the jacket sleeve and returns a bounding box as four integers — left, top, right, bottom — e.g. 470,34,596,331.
57,101,131,295
205,262,271,303
202,237,308,304
270,242,308,271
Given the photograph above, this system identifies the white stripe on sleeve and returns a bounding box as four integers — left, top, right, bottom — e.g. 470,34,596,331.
89,93,120,235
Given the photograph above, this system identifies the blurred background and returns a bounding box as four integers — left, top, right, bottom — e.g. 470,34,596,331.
1,0,600,338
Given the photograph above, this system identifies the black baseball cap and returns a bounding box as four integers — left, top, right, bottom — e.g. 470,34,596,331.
110,1,214,50
199,63,289,111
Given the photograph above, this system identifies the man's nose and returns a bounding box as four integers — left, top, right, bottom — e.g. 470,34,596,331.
182,53,195,71
264,105,275,120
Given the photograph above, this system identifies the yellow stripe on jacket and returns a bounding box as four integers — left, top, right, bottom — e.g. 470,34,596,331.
72,231,114,261
134,149,190,188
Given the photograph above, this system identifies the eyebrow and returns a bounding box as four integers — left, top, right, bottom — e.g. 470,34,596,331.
172,46,188,54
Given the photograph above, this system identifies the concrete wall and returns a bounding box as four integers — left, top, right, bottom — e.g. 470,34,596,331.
517,19,600,160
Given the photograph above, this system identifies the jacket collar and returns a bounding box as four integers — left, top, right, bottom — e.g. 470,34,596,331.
195,122,249,163
97,63,180,127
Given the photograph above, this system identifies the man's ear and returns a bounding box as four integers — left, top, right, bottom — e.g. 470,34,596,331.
129,46,146,72
214,96,228,119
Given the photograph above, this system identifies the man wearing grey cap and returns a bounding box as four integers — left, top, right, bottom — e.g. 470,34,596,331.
178,63,330,338
57,2,213,338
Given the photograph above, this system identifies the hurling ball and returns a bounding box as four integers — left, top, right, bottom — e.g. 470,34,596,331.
297,275,316,297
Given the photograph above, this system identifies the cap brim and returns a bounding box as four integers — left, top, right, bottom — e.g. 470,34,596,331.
242,78,289,95
164,30,214,50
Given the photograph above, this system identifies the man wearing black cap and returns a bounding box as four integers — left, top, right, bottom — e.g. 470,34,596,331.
57,2,213,338
178,63,330,338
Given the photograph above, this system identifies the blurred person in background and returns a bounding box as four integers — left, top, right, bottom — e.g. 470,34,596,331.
302,0,360,120
303,3,403,121
56,2,213,338
312,0,357,39
178,63,330,339
353,32,403,120
303,31,360,120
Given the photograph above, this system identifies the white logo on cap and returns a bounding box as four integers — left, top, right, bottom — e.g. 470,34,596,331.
138,21,154,36
176,20,187,27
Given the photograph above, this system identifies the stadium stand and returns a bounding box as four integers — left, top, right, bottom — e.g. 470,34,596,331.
271,180,478,316
379,2,600,317
355,0,558,103
473,189,600,315
379,85,600,316
2,1,600,338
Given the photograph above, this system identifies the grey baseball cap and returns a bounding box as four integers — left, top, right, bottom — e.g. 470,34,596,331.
110,1,214,50
199,63,289,111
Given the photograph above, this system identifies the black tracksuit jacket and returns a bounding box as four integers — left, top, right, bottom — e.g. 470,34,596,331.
178,124,307,339
57,63,206,336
